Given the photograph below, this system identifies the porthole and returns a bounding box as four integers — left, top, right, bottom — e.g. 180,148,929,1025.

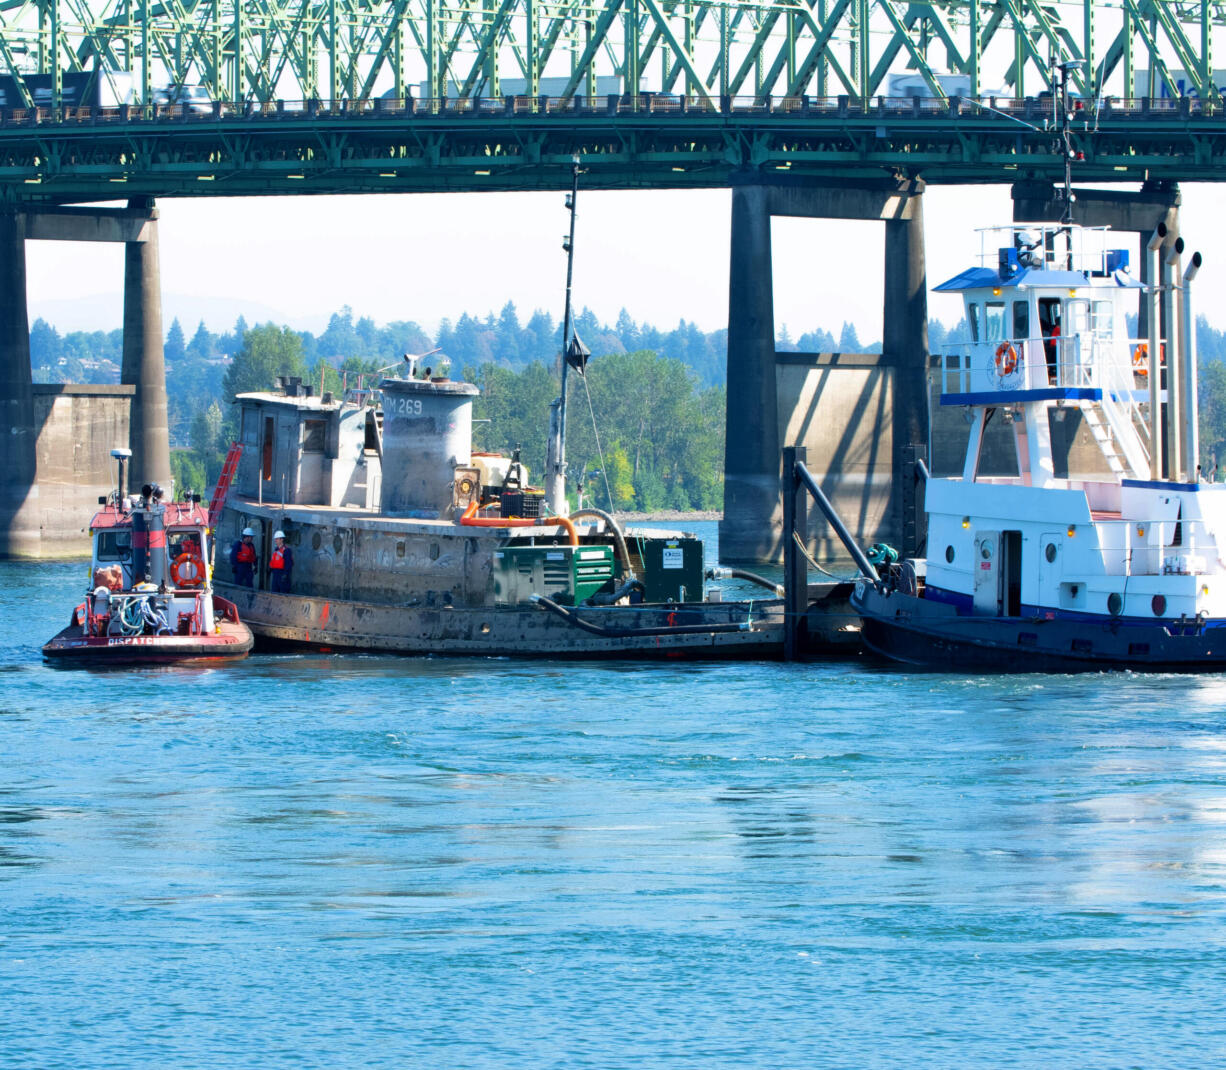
429,542,440,561
396,540,406,558
1152,594,1167,617
312,531,322,551
333,534,343,553
945,545,955,563
1045,542,1057,563
1107,592,1123,616
980,544,992,560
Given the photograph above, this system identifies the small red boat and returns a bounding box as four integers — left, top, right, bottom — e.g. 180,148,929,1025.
42,450,254,665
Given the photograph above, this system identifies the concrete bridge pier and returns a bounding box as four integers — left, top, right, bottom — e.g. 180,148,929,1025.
121,198,172,492
0,199,170,558
0,213,40,558
720,178,929,565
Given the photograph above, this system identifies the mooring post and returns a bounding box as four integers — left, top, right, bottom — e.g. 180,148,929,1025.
782,445,808,661
0,210,40,559
121,196,172,492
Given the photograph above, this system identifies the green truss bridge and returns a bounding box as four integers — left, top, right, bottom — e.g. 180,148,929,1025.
0,1,1222,564
0,0,1223,200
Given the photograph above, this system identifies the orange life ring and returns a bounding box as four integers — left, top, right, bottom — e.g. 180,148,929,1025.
171,552,205,587
1132,343,1148,375
994,342,1020,376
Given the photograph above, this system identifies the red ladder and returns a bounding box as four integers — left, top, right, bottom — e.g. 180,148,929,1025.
208,442,244,529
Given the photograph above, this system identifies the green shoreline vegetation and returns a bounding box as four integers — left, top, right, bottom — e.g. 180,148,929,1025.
30,303,1226,509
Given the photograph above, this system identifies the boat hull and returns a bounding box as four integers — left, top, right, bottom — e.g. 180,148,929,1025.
217,582,785,659
42,619,254,665
852,582,1226,673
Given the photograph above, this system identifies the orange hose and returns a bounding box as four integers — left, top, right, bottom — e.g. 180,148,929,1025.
459,501,579,545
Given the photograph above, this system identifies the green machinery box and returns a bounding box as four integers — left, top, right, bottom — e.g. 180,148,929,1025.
492,544,616,605
636,536,704,603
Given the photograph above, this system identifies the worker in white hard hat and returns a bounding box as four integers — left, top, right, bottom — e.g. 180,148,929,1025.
229,525,258,587
269,529,293,594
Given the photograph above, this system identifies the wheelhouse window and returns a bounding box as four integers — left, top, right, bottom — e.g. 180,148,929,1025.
985,302,1006,341
967,304,981,342
303,420,326,453
1012,301,1029,340
1091,301,1113,335
96,530,132,561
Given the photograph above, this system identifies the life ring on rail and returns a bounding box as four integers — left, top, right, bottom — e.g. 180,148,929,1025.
994,342,1019,376
1132,343,1149,376
171,552,205,587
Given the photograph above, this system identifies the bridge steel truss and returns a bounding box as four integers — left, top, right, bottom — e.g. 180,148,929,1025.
1,0,1224,109
0,1,1221,200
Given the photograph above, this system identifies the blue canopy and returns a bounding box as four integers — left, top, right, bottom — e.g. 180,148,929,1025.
934,266,1143,292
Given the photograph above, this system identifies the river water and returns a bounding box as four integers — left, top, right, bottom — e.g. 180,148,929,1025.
4,534,1226,1067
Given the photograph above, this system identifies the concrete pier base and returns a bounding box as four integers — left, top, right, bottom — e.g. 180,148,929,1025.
721,179,929,564
0,213,40,558
0,199,167,558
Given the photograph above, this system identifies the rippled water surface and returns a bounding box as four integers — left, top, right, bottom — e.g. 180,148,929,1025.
4,548,1226,1068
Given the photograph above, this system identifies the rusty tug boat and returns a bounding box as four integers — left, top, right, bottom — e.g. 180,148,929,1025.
210,161,788,659
42,448,254,664
210,371,786,658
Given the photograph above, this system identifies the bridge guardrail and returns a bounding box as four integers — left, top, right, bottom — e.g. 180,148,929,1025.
0,92,1218,128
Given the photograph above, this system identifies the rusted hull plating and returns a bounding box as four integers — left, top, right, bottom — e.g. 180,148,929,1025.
218,583,785,659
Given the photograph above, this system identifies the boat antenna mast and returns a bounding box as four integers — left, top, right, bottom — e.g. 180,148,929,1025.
545,155,582,516
1054,58,1080,265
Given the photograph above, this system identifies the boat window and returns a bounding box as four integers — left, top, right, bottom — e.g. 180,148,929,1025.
1065,300,1089,336
167,530,202,558
240,408,258,445
96,530,132,561
303,420,326,453
262,416,274,481
1092,301,1112,335
967,304,981,342
1012,301,1029,340
985,302,1006,341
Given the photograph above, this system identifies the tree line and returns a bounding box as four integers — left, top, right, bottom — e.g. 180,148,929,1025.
29,302,1226,506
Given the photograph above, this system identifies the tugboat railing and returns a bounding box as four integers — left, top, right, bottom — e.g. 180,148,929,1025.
1091,517,1222,578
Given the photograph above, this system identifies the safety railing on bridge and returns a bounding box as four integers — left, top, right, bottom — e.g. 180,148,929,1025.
1,92,1220,128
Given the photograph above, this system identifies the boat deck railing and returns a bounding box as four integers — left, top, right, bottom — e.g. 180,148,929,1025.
939,337,1149,395
1091,517,1222,578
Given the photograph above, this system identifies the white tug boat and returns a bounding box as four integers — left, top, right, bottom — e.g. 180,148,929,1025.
852,220,1226,671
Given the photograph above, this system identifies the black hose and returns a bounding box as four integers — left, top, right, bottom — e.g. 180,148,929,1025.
584,578,645,606
570,507,634,576
532,595,753,638
706,566,783,596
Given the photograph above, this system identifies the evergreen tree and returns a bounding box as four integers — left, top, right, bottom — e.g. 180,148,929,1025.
185,320,215,362
165,318,186,364
222,324,307,398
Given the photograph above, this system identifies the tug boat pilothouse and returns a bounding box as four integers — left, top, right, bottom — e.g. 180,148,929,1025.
42,449,254,664
852,221,1226,671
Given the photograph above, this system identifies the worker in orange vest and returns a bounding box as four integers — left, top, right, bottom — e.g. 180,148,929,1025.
269,529,293,593
229,527,258,587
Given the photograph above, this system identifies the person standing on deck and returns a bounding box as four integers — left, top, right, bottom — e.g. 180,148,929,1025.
230,527,258,587
269,530,293,594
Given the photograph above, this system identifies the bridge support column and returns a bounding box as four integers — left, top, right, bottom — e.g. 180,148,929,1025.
121,198,171,492
884,201,929,557
720,179,928,565
0,212,39,559
722,185,781,562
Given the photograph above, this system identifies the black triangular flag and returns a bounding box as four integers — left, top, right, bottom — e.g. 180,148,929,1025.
565,330,591,372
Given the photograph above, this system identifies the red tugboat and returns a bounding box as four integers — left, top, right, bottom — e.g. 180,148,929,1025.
42,448,253,665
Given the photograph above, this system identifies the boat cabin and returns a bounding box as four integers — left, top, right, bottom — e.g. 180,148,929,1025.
923,222,1226,624
234,377,382,509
